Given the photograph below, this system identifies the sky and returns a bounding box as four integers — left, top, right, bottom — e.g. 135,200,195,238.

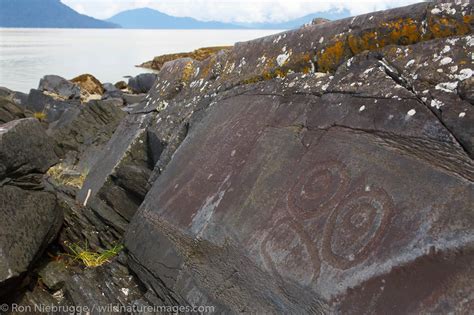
62,0,422,23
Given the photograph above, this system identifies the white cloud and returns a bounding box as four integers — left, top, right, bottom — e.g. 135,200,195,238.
61,0,422,23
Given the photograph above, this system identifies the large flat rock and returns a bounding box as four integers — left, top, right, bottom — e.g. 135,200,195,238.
0,185,62,295
122,1,473,312
0,118,58,179
126,72,473,311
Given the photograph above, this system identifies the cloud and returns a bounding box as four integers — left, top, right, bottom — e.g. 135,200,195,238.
61,0,422,22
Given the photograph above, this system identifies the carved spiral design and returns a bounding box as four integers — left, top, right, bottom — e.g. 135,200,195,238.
261,217,320,285
288,161,349,220
321,185,393,270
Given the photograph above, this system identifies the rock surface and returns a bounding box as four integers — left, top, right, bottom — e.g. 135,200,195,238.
71,73,104,100
1,1,473,313
25,89,81,123
47,98,126,169
138,46,232,71
0,118,58,178
38,75,81,100
128,73,158,94
0,118,62,297
122,1,473,313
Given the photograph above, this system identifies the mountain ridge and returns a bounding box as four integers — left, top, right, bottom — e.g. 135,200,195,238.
106,7,349,29
0,0,118,28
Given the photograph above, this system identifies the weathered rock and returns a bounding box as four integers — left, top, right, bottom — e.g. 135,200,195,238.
71,73,104,100
138,46,232,71
114,80,128,90
47,98,126,170
5,0,473,312
38,75,80,100
0,87,29,107
102,82,123,99
128,73,157,94
116,1,474,313
0,96,27,123
0,185,62,296
25,89,80,123
122,93,146,105
77,112,155,221
0,118,58,179
0,119,62,297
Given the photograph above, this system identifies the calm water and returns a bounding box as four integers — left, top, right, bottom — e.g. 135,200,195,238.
0,28,282,92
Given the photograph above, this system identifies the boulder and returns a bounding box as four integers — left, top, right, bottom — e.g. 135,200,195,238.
0,87,29,107
0,96,27,124
47,98,126,170
114,81,128,90
102,83,123,99
0,118,58,179
0,118,61,297
117,1,473,313
122,93,146,105
25,89,80,123
0,185,62,296
71,74,104,99
77,113,154,220
38,75,80,100
128,73,157,94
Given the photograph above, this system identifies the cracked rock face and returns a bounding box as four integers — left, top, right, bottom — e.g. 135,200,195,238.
120,1,473,313
2,0,472,312
0,119,62,296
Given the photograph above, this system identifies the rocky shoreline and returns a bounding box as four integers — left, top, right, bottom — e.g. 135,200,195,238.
0,1,473,313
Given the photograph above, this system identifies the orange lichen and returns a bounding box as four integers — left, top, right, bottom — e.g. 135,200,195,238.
427,16,471,38
384,18,421,45
181,61,195,83
317,40,350,73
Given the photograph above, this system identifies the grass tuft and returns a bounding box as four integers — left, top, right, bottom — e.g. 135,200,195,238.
33,111,47,121
65,241,123,268
47,164,88,189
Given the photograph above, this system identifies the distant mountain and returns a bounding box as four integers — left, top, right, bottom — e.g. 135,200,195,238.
236,10,351,29
107,7,350,30
107,8,242,29
0,0,119,28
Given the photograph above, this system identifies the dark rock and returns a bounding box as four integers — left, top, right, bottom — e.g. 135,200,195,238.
118,1,474,313
0,87,29,107
5,0,474,312
122,93,146,105
128,73,157,94
114,81,128,90
0,118,58,179
102,83,123,99
47,98,126,170
0,96,27,123
25,89,80,123
38,75,80,100
77,113,155,221
37,261,69,291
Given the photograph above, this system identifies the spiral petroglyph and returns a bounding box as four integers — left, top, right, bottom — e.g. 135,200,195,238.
288,161,349,220
261,217,321,286
321,184,394,270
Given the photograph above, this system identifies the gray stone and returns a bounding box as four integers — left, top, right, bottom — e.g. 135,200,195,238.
26,89,80,123
0,118,58,180
128,73,157,94
38,75,80,100
0,185,62,296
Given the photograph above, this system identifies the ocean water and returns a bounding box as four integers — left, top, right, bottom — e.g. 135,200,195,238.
0,28,282,93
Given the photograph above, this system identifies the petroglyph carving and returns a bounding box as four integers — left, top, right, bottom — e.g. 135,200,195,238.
321,182,394,270
289,161,349,220
261,217,320,285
